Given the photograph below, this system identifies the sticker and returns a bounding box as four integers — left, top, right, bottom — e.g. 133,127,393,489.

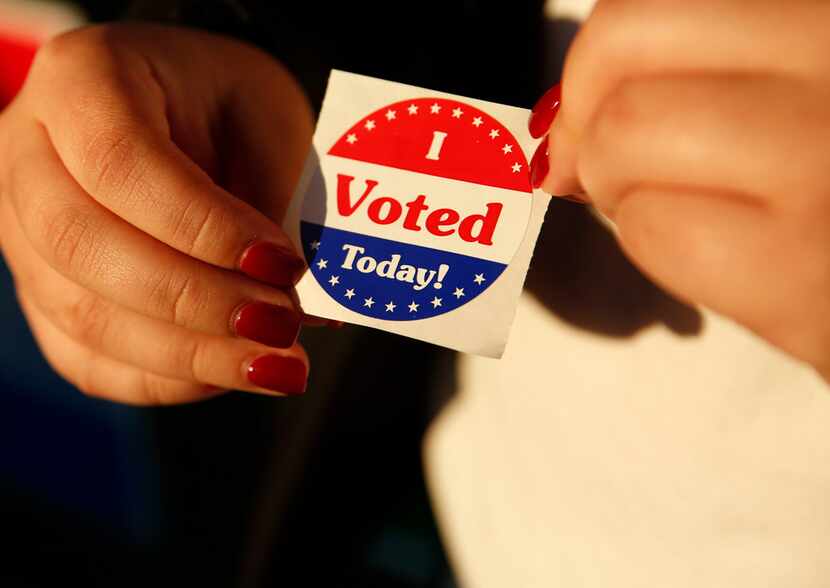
301,96,532,321
285,71,550,357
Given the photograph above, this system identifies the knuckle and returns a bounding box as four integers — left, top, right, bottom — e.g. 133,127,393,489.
34,26,118,65
37,204,99,275
591,82,644,144
148,270,208,329
82,126,150,200
31,26,115,80
136,372,167,406
31,30,87,75
171,200,235,262
61,292,112,350
181,339,205,383
159,336,204,383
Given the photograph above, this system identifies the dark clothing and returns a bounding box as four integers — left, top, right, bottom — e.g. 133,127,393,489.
129,0,547,110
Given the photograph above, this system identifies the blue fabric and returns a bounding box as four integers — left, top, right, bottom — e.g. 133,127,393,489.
0,259,160,544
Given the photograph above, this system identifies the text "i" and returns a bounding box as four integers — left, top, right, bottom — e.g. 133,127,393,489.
425,131,448,161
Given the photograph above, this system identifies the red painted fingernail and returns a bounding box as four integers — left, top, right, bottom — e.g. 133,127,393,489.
234,302,301,349
528,84,561,139
239,241,306,287
247,355,308,395
530,136,550,189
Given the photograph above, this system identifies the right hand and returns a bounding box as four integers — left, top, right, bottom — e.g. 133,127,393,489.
0,24,315,404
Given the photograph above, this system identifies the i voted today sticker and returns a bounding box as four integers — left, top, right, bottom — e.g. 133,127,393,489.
285,71,550,357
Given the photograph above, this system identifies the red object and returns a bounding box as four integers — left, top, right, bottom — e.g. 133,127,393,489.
239,241,306,287
247,355,308,395
530,136,550,189
233,301,301,349
328,97,532,194
528,84,561,139
0,32,38,108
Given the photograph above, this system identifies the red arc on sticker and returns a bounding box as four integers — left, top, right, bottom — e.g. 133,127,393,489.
301,96,533,321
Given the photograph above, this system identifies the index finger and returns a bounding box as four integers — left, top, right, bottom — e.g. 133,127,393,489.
545,0,828,195
30,27,308,287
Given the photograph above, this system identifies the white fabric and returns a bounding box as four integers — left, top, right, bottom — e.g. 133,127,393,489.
426,293,829,587
424,3,830,585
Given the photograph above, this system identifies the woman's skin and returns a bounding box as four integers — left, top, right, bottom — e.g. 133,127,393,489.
0,24,314,404
2,0,830,405
530,0,830,382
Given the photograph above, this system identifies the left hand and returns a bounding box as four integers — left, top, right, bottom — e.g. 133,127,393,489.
530,0,830,379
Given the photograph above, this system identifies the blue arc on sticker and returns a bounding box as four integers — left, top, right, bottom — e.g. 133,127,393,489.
301,221,506,321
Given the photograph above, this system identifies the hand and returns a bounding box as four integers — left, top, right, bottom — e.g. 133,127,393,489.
530,0,830,379
0,24,314,404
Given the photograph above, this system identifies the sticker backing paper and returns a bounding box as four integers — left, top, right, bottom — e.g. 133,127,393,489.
284,70,550,358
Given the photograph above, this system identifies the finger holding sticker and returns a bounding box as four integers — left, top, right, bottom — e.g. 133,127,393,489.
284,71,550,357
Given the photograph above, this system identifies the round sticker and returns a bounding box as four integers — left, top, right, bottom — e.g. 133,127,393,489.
301,97,532,321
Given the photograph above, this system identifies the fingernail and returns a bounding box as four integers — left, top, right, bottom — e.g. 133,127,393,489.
239,241,306,287
528,83,561,139
530,136,550,189
247,355,308,395
234,302,301,349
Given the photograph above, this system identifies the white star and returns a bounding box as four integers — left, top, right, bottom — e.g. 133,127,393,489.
451,107,464,119
310,240,320,250
473,273,486,285
502,144,513,154
472,116,483,127
489,129,500,139
364,119,376,131
316,258,328,270
453,288,465,299
385,109,397,121
363,297,375,308
346,133,358,144
408,301,419,313
407,104,419,115
431,297,442,308
344,288,355,299
430,103,441,114
385,301,396,312
512,162,522,173
328,275,340,286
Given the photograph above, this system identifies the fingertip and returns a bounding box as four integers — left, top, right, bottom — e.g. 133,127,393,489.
233,301,302,349
239,241,306,287
541,122,585,198
530,136,550,189
528,83,562,139
246,354,308,396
